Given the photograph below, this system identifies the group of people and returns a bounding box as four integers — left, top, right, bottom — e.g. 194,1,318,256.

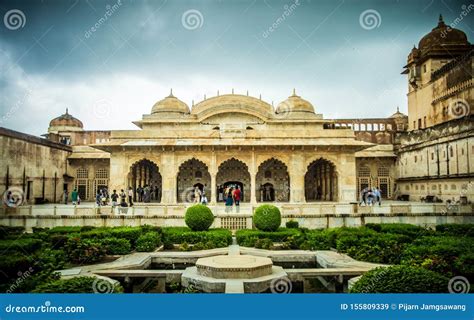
136,185,160,203
193,187,208,205
359,187,382,206
223,185,241,212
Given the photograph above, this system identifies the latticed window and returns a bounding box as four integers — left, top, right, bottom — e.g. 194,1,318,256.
95,168,108,179
377,167,389,177
358,166,371,177
76,168,89,179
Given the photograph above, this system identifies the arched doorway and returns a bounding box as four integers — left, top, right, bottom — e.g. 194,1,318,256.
256,158,290,202
128,159,162,203
177,158,211,203
216,158,250,202
304,158,338,201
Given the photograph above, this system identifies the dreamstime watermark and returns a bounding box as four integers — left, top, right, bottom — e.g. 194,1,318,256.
92,278,116,293
84,0,123,39
441,4,474,38
181,9,204,30
448,276,470,293
6,267,34,293
449,98,470,119
3,9,26,30
92,99,112,119
262,0,300,38
180,186,197,204
270,277,292,293
0,88,33,126
2,187,25,208
359,9,381,30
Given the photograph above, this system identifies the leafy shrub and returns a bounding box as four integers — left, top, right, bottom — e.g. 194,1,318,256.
336,232,410,264
436,224,474,237
0,255,32,288
0,226,25,239
298,229,333,251
285,220,299,229
253,205,281,231
136,232,161,252
365,223,429,239
80,227,143,247
350,266,449,293
47,226,83,234
101,238,132,255
255,238,273,249
32,276,123,293
400,236,474,279
64,237,106,264
162,227,232,247
0,238,43,253
236,228,300,247
185,205,214,231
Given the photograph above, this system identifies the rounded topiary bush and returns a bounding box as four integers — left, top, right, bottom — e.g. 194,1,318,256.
350,265,449,293
253,205,281,232
185,205,214,231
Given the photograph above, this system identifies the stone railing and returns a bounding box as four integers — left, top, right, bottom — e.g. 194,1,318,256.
1,203,472,231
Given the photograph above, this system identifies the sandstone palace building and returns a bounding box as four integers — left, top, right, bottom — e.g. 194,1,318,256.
1,16,473,206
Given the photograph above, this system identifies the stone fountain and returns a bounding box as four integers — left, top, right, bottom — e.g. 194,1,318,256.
181,243,288,293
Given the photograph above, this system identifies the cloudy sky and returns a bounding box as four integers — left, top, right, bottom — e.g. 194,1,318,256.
0,0,472,136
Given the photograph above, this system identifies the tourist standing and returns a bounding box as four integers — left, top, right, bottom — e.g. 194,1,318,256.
359,187,367,206
194,186,202,203
201,190,208,205
95,190,102,207
218,185,224,202
374,187,382,206
233,186,241,213
111,190,119,211
63,190,69,204
225,187,234,212
71,188,78,205
128,187,134,207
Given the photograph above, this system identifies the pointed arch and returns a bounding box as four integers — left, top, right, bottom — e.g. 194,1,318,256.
304,158,338,201
216,158,250,202
256,158,290,202
177,158,211,203
128,159,162,203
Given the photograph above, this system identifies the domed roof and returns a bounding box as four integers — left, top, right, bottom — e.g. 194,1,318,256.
49,108,83,131
151,90,189,114
276,90,315,115
389,107,408,119
191,93,273,117
418,15,469,52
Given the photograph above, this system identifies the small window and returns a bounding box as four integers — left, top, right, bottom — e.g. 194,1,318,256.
450,146,453,157
431,153,434,160
195,170,202,179
461,148,464,155
414,155,417,163
264,170,272,178
423,64,427,73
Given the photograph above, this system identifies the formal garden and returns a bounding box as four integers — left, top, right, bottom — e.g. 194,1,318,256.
1,204,472,293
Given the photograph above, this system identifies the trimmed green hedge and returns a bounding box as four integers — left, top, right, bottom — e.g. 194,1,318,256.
136,232,161,252
236,228,301,247
400,236,474,280
162,227,232,248
436,224,474,237
253,205,281,231
32,276,123,293
0,238,43,253
64,237,106,264
102,238,132,255
285,220,299,229
185,205,214,231
350,266,449,293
